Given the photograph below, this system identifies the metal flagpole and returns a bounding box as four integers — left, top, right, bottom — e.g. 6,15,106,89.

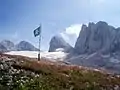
38,24,41,61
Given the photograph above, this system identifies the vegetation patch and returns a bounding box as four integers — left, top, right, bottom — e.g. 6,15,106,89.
0,54,120,90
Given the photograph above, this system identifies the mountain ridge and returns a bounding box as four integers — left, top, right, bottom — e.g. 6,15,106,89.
64,21,120,74
0,40,38,52
74,21,120,55
16,41,39,51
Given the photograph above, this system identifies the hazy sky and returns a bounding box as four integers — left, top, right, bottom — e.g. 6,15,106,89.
0,0,120,50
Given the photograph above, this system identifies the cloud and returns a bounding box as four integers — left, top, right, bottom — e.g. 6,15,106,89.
60,24,84,46
65,24,82,37
60,32,70,42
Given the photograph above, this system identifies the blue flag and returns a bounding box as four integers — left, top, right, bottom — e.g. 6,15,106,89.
34,26,41,37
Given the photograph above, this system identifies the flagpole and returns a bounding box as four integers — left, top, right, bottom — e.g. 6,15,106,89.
38,24,41,61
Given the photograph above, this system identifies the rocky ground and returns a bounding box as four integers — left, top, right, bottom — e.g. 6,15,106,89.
0,54,120,90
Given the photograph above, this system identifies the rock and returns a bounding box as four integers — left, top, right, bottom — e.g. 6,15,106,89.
67,21,120,74
16,41,39,51
111,28,120,53
0,40,15,51
49,35,73,53
75,24,89,54
75,21,117,54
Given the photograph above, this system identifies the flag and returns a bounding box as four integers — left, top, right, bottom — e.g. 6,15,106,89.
34,26,41,37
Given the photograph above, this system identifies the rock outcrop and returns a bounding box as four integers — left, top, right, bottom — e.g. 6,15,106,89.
75,21,119,54
15,41,39,51
49,35,73,53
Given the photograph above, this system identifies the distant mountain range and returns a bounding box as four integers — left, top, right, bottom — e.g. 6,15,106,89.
0,40,38,52
1,21,120,73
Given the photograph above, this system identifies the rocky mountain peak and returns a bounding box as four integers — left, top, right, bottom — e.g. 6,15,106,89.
75,21,118,54
96,21,108,26
49,35,73,53
16,41,39,51
0,40,15,51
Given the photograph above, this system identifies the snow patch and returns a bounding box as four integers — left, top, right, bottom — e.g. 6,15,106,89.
85,53,97,59
5,51,68,62
55,48,65,52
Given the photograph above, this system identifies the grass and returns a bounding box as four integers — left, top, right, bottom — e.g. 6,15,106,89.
0,54,120,90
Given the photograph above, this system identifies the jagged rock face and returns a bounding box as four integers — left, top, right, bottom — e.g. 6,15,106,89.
0,40,15,51
75,24,90,54
0,44,7,52
49,35,73,53
67,21,120,74
111,28,120,53
75,21,118,54
16,41,38,51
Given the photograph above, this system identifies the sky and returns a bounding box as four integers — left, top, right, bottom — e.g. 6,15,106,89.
0,0,120,51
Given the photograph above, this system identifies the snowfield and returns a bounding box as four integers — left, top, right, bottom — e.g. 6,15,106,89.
5,51,68,62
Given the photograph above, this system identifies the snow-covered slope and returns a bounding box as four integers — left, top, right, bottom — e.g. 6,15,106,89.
5,51,68,62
